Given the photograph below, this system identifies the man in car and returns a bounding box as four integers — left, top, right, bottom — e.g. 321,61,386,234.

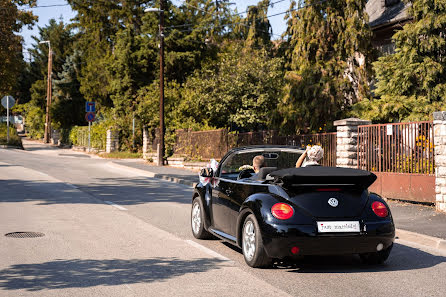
252,155,265,173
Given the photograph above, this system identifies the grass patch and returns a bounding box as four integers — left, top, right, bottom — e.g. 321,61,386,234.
0,124,22,147
98,151,142,159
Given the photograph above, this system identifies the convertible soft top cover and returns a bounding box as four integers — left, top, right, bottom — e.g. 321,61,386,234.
270,167,377,189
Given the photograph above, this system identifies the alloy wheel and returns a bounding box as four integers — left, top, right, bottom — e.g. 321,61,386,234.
243,220,256,261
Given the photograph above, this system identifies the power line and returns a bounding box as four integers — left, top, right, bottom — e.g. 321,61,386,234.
168,0,328,37
169,0,283,38
233,0,288,17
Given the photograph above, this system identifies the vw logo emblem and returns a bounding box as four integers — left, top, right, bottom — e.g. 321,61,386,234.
328,198,338,207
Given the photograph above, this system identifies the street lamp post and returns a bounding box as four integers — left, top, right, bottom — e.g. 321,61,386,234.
40,40,52,144
145,1,165,166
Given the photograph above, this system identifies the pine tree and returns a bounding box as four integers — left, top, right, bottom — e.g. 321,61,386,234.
353,0,446,122
52,50,85,129
237,0,272,50
278,0,373,133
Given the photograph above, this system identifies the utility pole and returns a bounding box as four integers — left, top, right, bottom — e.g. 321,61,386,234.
40,41,52,143
159,0,165,166
145,2,165,166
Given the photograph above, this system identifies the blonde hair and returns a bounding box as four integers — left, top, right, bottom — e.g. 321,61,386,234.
252,155,265,172
307,145,324,162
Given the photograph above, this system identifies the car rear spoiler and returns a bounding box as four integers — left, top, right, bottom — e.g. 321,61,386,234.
269,167,377,190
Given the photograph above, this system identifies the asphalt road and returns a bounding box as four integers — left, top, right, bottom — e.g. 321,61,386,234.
1,140,446,297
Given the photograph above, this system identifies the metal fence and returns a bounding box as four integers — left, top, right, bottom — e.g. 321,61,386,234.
172,129,337,166
357,121,434,174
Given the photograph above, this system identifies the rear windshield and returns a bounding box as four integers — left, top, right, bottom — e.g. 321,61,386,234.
219,149,303,180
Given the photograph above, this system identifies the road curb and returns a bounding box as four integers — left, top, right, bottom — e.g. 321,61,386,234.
396,229,446,252
107,161,197,187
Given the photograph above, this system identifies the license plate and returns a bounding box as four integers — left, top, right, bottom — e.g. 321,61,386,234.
317,221,360,233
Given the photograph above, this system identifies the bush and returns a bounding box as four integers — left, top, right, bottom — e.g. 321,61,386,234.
0,123,22,147
69,122,108,150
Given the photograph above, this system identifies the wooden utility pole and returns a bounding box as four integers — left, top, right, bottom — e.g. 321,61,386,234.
158,0,165,166
42,41,52,143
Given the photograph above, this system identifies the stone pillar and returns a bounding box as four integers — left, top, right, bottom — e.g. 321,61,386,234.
333,118,371,168
143,126,150,160
51,129,60,145
434,112,446,212
106,129,119,153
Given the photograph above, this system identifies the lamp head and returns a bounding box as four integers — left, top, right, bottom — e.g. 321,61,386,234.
144,7,163,13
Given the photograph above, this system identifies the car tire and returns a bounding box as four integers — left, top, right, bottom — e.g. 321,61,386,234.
242,214,272,268
360,243,393,265
191,197,212,239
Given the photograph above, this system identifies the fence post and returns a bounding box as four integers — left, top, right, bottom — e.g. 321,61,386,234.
333,118,371,168
106,129,119,153
433,112,446,212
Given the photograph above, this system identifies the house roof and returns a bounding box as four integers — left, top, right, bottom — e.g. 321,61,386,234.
366,0,411,29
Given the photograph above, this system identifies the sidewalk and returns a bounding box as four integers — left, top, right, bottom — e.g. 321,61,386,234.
112,159,446,252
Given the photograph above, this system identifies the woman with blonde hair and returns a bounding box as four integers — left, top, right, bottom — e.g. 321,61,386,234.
295,145,324,168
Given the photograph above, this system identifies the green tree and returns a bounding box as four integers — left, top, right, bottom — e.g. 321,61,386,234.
237,0,272,50
0,0,37,96
52,50,85,130
20,19,75,138
174,43,284,131
278,0,373,133
353,0,446,123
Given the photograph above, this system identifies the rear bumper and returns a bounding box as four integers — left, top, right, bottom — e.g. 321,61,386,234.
261,221,395,259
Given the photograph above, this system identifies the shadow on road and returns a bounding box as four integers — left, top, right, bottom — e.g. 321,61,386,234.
0,176,192,206
275,243,446,273
0,257,225,291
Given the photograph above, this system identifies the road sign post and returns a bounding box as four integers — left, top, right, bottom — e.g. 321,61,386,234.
2,96,16,143
85,111,95,152
88,121,91,152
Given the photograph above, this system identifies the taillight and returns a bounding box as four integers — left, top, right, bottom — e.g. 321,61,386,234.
372,201,388,218
271,203,294,220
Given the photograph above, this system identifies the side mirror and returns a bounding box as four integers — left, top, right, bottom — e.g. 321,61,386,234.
200,168,214,177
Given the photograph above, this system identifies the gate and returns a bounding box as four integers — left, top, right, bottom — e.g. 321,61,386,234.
357,121,435,203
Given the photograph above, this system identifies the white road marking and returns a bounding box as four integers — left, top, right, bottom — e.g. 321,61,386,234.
65,183,79,189
104,201,128,211
185,240,232,262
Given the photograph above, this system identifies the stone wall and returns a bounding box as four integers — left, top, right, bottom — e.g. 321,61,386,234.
333,118,371,169
106,129,119,153
434,112,446,212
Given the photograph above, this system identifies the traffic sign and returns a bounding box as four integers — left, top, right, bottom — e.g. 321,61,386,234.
1,95,15,109
85,112,95,122
85,101,95,112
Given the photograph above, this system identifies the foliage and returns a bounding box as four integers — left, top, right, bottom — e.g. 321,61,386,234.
0,0,37,96
23,102,44,139
278,0,374,133
236,0,272,50
52,50,85,130
69,120,110,150
0,123,22,146
99,151,142,159
352,0,446,123
176,43,284,131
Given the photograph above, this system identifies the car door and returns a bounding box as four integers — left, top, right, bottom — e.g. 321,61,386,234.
211,177,237,237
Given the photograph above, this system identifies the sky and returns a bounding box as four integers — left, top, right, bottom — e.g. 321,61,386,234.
20,0,291,53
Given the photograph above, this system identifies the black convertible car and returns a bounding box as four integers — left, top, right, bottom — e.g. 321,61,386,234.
191,146,395,268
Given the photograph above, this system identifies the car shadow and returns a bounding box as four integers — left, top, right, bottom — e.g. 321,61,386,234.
273,243,446,273
0,257,226,291
221,241,445,273
0,176,192,206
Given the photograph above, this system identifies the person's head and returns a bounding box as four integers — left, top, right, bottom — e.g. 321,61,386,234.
307,145,324,163
252,155,265,173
